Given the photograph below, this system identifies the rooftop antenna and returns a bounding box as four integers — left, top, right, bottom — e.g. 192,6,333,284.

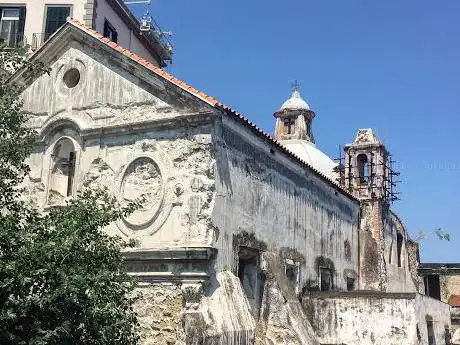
140,11,152,31
124,0,151,4
123,0,174,61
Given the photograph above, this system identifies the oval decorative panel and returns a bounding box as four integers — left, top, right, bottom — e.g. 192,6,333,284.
120,157,164,229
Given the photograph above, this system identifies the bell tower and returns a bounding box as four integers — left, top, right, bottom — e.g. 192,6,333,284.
342,129,400,291
343,128,394,202
274,81,316,143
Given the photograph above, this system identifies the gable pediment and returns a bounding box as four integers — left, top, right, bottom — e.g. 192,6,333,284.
14,24,214,135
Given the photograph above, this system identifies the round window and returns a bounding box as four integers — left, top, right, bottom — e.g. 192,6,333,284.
63,68,81,88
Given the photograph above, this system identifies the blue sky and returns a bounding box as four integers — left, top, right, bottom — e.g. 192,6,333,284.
132,0,459,262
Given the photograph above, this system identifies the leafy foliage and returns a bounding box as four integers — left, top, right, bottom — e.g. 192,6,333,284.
0,47,139,344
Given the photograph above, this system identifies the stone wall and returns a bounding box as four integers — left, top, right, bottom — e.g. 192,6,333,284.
134,283,183,345
303,291,451,345
358,198,417,292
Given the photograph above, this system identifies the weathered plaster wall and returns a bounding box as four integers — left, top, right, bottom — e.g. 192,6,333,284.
359,199,417,292
414,294,452,345
212,116,360,292
384,211,417,292
22,42,216,249
303,292,451,345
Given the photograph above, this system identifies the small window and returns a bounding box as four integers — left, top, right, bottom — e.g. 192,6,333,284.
426,315,436,345
445,325,451,345
103,19,118,43
346,277,355,291
357,154,369,183
285,262,298,292
48,138,76,205
389,240,393,264
63,68,80,88
283,118,295,135
238,247,264,316
397,233,403,267
320,267,333,291
424,274,441,300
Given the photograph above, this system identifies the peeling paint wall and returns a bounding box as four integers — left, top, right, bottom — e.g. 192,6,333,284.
303,292,451,345
212,116,360,292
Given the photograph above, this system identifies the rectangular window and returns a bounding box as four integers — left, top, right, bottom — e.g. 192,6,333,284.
346,277,355,291
424,275,441,300
320,267,332,291
45,6,71,38
426,317,436,345
285,261,299,292
238,247,264,317
0,7,26,47
103,19,118,43
283,118,295,135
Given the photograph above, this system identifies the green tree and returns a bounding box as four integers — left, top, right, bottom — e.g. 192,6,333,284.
0,46,139,344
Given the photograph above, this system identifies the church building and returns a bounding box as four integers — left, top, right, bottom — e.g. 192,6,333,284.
9,14,455,345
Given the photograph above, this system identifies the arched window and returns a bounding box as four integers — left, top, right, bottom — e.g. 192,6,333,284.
48,138,76,205
283,117,296,134
357,154,369,183
397,233,403,268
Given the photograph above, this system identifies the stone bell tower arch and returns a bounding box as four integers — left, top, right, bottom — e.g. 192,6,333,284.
342,129,399,291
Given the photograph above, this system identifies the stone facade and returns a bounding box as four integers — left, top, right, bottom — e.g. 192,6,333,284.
12,20,453,345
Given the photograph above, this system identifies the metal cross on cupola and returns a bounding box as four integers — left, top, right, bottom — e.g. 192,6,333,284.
290,79,302,93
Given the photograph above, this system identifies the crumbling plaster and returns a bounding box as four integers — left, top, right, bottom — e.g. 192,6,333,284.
21,42,217,249
359,199,417,292
303,292,451,345
212,115,360,292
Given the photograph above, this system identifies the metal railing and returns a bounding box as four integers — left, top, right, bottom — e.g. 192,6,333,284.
146,17,173,60
0,33,26,48
31,33,53,51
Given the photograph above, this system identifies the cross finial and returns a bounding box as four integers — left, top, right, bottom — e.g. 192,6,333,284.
291,80,301,92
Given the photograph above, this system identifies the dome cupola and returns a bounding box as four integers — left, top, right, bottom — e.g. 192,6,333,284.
279,89,311,111
273,81,338,180
274,81,316,143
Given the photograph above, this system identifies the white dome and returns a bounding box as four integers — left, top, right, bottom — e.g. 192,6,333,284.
280,90,310,111
280,140,338,180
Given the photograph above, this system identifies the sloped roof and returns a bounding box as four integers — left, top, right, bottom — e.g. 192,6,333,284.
20,18,358,203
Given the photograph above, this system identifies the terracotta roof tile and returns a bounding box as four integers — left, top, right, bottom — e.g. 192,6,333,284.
63,18,356,201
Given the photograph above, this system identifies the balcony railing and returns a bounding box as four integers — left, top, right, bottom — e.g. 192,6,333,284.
0,33,26,49
31,33,53,51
